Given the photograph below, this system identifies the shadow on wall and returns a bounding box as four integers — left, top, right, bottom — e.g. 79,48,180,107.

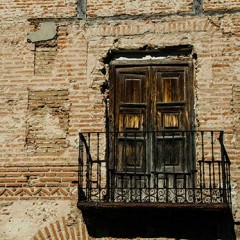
81,207,236,240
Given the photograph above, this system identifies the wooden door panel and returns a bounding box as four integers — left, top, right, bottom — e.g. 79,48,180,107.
116,68,148,132
163,112,179,128
155,70,185,103
124,77,143,103
120,108,145,132
156,107,185,131
154,67,190,136
114,67,149,174
118,138,146,172
117,70,147,104
156,137,185,171
153,66,192,175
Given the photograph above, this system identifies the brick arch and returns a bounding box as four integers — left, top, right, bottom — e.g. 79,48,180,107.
33,215,90,240
32,215,143,240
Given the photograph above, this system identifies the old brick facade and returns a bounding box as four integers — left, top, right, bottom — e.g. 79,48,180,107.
0,0,240,239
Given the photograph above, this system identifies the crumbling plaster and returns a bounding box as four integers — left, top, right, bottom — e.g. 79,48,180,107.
0,200,73,240
85,19,207,87
27,22,57,43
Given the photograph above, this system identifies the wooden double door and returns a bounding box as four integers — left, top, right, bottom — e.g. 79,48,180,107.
109,63,194,190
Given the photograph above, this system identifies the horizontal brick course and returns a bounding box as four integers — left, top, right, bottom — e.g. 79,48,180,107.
87,0,193,17
203,0,240,11
1,0,240,239
0,0,76,20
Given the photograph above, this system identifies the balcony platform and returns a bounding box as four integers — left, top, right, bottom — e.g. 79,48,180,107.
79,201,233,239
78,201,230,210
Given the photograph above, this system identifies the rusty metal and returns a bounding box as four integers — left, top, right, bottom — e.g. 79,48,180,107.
78,130,231,206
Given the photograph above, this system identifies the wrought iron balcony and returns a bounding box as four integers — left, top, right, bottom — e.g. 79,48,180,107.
78,131,231,208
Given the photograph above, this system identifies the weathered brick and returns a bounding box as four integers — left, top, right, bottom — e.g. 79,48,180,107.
1,0,240,239
39,177,61,182
61,177,78,182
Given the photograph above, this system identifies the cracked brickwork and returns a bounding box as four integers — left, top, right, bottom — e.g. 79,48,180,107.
87,0,193,18
26,89,70,155
204,0,240,11
0,0,240,239
34,41,58,76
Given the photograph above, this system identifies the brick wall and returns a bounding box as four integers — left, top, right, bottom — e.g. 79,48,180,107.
0,0,240,239
26,89,70,155
0,0,76,20
203,0,240,11
0,19,104,199
0,164,78,200
34,40,58,76
87,0,193,17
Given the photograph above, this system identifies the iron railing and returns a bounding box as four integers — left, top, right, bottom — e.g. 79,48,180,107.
78,131,231,205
